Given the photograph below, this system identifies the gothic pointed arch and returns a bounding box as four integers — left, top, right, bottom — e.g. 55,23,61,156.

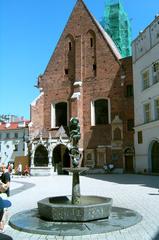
85,29,96,78
34,144,48,167
64,34,75,81
53,144,70,174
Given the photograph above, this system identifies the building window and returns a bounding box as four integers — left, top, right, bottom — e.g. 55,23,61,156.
144,103,151,123
93,64,96,71
14,144,18,151
142,70,149,90
127,119,134,131
65,34,75,81
6,133,10,139
23,142,25,151
14,132,18,138
138,131,143,144
85,30,96,78
65,69,68,75
126,85,133,97
155,98,159,120
94,99,109,125
69,42,72,51
55,102,67,127
90,37,93,47
153,61,159,84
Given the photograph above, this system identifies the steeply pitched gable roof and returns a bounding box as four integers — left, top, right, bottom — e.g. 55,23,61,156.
79,0,121,60
43,0,121,75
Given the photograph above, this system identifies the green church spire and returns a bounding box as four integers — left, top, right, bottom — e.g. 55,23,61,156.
101,0,132,57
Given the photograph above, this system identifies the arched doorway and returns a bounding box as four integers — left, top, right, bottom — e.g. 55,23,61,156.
124,148,134,173
151,141,159,173
53,144,70,175
34,145,48,167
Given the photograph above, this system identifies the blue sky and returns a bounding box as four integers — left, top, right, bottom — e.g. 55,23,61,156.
0,0,159,120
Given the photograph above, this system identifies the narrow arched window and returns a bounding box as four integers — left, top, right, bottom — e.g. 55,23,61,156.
65,34,75,81
85,30,96,78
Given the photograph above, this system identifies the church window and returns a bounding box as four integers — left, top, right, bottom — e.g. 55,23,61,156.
90,37,93,47
93,64,96,71
55,102,67,127
69,42,72,51
85,30,96,78
65,69,68,75
94,99,109,125
65,35,75,81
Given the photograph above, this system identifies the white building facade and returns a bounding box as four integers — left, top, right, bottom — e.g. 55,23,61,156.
0,121,29,165
132,16,159,173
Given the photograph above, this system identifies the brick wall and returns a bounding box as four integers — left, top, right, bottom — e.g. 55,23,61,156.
30,0,134,169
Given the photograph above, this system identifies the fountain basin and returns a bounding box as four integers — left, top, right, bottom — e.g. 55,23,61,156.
38,195,113,222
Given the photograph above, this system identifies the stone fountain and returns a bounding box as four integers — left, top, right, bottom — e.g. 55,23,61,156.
9,118,142,236
38,117,113,222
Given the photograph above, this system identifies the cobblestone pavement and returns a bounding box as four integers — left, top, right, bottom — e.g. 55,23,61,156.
3,174,159,240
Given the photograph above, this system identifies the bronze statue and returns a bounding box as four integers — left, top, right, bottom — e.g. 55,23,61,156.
69,117,81,167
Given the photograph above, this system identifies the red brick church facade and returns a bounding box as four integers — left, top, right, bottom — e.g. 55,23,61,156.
29,0,134,175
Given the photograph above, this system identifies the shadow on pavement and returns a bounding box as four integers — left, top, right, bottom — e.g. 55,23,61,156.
10,180,35,196
153,231,159,240
84,173,159,189
0,233,13,240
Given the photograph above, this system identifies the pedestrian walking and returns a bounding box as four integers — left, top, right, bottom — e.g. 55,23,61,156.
17,163,22,176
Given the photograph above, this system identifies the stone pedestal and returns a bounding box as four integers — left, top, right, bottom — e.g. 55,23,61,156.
72,170,80,204
63,167,88,204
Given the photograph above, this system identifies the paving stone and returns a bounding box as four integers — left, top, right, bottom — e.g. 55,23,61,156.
3,174,159,240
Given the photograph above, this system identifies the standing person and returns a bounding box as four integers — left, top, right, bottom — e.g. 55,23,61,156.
0,164,11,233
17,163,22,176
8,163,13,178
23,165,29,176
0,164,11,197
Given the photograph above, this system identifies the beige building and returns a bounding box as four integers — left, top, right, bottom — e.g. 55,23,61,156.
132,15,159,173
